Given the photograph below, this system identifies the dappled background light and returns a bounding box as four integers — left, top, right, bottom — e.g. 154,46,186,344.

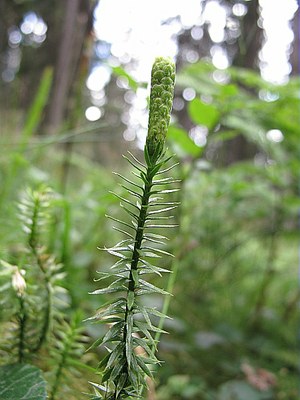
85,0,298,151
2,11,47,83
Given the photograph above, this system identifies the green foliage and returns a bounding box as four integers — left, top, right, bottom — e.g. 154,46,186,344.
0,363,47,400
48,313,89,400
159,61,299,400
168,126,203,157
21,67,53,147
188,98,220,130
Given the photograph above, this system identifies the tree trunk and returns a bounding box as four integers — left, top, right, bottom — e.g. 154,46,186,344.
45,0,93,134
290,7,299,75
233,0,262,69
225,0,262,165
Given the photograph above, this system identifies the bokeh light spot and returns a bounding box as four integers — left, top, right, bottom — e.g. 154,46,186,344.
85,106,102,121
266,129,284,143
183,88,196,101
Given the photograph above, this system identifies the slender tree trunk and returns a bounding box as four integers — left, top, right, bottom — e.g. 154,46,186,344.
45,0,93,134
290,7,299,75
225,0,262,165
233,0,262,69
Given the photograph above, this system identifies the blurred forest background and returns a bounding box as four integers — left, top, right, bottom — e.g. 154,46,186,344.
0,0,299,399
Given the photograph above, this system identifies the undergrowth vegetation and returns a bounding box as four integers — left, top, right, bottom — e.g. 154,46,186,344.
0,59,299,399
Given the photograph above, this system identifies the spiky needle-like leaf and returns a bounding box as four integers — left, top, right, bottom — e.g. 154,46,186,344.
89,57,177,399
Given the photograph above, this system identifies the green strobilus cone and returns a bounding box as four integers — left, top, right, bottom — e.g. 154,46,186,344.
145,57,176,165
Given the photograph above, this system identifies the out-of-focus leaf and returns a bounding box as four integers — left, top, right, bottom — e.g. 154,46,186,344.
211,130,239,142
176,61,218,95
21,67,53,145
229,67,272,90
188,98,220,130
0,363,47,400
219,83,238,98
112,66,139,91
168,126,203,157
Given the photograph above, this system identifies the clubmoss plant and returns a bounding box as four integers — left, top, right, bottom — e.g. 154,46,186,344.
0,187,89,399
88,57,177,399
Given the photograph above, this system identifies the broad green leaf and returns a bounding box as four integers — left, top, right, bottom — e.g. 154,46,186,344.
0,363,47,400
168,126,203,157
188,98,220,130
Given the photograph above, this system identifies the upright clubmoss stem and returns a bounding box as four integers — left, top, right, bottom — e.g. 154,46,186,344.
28,195,52,351
93,57,176,399
128,171,153,292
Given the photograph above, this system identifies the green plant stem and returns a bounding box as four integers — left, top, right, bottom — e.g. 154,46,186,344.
129,169,153,287
34,275,52,352
28,195,53,351
50,333,71,400
154,258,179,347
282,289,300,322
18,296,26,363
250,215,279,329
30,235,52,352
120,167,154,397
